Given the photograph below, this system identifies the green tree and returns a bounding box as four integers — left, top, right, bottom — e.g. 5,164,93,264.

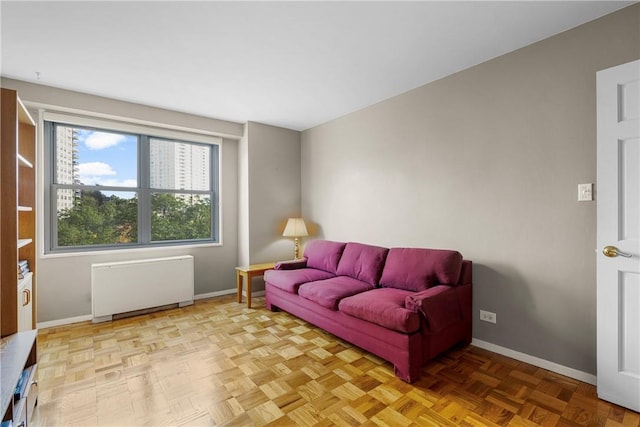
151,193,210,241
57,190,137,246
57,191,210,246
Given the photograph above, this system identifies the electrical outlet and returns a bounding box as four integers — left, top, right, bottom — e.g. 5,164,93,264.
578,183,593,201
480,310,497,324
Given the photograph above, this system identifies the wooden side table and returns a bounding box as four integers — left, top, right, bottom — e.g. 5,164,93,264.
236,262,276,308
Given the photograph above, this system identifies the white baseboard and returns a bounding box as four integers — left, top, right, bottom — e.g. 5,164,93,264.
472,338,597,385
247,290,265,298
37,314,93,329
195,289,265,300
38,289,239,328
194,288,237,300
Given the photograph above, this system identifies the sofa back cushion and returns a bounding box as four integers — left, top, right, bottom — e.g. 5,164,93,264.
336,242,389,285
303,239,346,274
379,248,463,292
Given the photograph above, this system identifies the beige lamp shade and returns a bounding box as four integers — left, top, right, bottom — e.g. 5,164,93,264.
283,218,308,259
282,218,308,237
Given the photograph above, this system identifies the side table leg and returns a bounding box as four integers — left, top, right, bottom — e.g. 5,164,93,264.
237,272,243,303
247,274,253,309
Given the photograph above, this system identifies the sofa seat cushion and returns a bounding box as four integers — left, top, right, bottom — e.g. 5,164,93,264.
298,276,374,310
304,240,347,274
379,248,463,292
338,288,420,334
336,242,389,285
264,268,335,294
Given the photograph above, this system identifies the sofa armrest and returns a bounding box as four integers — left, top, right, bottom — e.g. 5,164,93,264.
405,285,462,333
458,260,472,286
275,258,308,270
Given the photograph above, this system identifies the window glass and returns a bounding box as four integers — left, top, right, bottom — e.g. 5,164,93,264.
46,120,219,252
55,126,137,187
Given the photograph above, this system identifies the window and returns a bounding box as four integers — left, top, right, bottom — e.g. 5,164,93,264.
44,116,220,253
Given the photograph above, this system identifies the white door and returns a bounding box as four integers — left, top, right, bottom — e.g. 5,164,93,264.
597,59,640,412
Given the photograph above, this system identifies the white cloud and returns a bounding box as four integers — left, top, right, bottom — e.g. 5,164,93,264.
98,178,138,188
77,162,116,177
84,132,126,150
77,162,137,188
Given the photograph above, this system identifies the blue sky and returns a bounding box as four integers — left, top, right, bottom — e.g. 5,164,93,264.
75,129,138,188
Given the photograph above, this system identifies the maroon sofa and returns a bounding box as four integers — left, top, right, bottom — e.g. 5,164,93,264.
264,239,472,383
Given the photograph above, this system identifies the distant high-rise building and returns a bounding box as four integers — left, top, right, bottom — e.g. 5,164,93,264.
150,139,209,193
55,126,78,211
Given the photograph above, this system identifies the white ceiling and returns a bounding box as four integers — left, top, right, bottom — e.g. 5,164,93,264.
1,1,634,131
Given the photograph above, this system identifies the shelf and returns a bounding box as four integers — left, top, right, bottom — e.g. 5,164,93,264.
0,330,37,424
17,239,32,249
17,154,33,169
18,206,33,212
17,97,35,126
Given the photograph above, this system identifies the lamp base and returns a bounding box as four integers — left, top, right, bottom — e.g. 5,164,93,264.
293,237,301,259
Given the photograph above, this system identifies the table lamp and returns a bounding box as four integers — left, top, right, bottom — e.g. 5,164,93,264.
282,218,308,259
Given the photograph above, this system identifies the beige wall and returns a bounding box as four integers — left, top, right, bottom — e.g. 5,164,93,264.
301,5,640,375
238,122,302,292
238,124,251,266
246,122,302,264
239,122,302,266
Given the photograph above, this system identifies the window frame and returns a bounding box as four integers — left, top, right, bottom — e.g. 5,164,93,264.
43,112,221,254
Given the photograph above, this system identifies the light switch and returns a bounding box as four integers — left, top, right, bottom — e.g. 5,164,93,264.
578,183,593,201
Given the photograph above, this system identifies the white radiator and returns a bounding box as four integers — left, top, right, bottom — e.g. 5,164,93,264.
91,255,194,323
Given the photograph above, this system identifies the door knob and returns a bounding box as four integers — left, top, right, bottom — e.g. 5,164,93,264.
603,245,632,258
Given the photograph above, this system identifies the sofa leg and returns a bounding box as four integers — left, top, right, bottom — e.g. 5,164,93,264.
394,364,421,384
461,332,472,346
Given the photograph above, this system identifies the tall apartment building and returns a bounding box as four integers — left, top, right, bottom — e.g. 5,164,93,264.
149,139,209,192
55,126,78,211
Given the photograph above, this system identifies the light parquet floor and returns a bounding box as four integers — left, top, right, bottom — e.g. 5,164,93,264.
33,295,639,427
